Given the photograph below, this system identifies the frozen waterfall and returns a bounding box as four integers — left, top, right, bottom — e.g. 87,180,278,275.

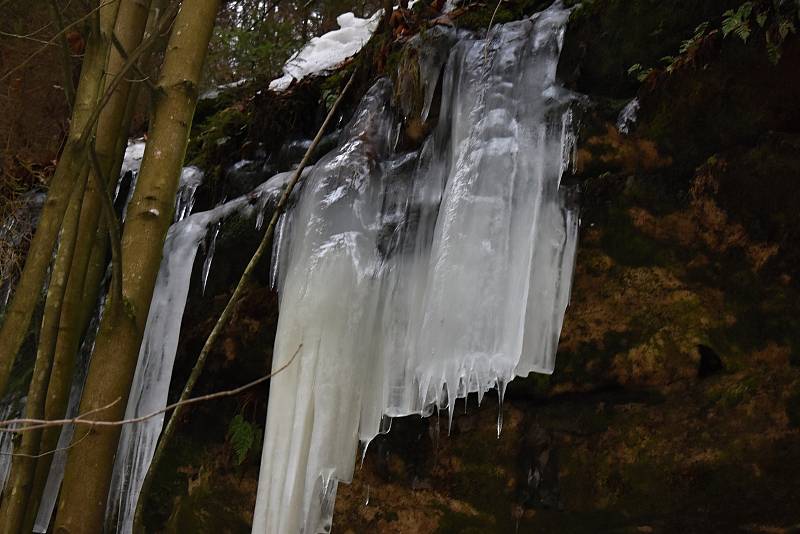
97,3,579,533
253,4,578,533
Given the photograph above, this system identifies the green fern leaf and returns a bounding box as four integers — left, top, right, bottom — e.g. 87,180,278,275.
228,414,256,465
735,22,752,41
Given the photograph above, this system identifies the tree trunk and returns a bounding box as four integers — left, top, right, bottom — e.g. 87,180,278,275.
0,165,87,533
53,0,221,531
22,1,154,529
0,0,118,399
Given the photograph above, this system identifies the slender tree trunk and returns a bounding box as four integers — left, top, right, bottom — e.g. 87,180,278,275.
54,1,221,531
0,1,118,399
22,1,154,528
0,166,87,534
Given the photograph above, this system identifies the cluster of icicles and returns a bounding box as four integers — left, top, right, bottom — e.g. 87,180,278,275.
1,2,580,533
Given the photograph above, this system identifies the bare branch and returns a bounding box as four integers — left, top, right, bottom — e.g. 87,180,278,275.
0,344,301,433
0,429,91,459
111,31,158,93
0,0,120,85
88,144,123,305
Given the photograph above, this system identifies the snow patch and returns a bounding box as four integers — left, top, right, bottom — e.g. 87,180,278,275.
269,12,380,92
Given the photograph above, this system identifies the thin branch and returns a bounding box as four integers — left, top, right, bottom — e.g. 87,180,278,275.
0,429,91,458
111,32,158,93
484,0,504,63
0,397,122,432
88,145,123,304
0,31,54,46
0,344,301,433
0,0,120,85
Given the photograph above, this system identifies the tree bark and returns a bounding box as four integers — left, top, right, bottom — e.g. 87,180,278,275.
0,165,87,534
0,0,118,399
53,0,221,531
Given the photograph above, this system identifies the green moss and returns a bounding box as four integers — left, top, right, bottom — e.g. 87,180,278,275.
708,374,759,408
142,433,208,531
446,464,514,533
187,106,249,169
701,263,800,361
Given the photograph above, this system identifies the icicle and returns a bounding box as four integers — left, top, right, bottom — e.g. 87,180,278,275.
174,165,205,222
269,212,288,290
201,220,220,294
105,171,291,534
496,377,507,439
118,140,146,221
409,26,465,123
253,4,578,531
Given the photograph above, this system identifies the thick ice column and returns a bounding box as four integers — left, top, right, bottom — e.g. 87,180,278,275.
253,81,396,534
254,4,578,532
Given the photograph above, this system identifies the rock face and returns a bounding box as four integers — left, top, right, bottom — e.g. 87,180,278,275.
144,1,800,532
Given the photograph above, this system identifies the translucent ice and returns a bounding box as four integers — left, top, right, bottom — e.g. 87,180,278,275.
253,4,578,533
174,166,204,222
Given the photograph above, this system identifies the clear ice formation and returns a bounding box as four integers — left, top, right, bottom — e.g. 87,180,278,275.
174,166,205,222
105,172,292,534
118,140,205,224
254,4,578,533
